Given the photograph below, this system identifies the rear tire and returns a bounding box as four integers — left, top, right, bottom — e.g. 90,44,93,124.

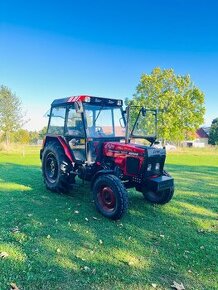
42,142,73,193
92,174,128,220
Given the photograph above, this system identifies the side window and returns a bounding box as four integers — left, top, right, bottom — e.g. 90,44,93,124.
48,106,66,135
66,107,85,137
95,109,113,135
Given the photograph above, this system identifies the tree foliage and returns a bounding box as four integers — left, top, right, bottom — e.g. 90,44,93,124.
13,129,30,144
0,85,25,144
29,131,40,144
208,118,218,145
38,126,47,139
127,68,205,142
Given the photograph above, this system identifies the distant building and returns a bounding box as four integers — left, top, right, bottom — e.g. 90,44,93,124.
201,126,210,135
183,127,209,147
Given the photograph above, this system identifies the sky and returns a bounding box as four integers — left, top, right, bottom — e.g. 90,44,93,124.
0,0,218,130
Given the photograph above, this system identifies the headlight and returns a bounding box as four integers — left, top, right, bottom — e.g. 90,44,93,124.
155,163,160,170
147,164,152,171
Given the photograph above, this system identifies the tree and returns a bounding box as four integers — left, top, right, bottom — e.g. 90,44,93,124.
29,130,39,144
208,118,218,145
38,126,47,139
127,68,205,142
0,85,25,144
13,129,30,144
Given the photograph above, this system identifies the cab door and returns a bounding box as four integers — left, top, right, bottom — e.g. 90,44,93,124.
65,105,86,162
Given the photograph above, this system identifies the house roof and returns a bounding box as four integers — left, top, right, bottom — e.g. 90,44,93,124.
202,126,210,135
196,127,209,138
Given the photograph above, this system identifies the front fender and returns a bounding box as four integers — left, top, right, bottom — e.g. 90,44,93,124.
90,169,114,190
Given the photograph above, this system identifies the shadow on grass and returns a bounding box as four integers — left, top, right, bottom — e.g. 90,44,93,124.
0,162,217,290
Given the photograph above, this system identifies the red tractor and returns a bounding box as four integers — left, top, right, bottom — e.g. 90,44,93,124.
40,95,174,219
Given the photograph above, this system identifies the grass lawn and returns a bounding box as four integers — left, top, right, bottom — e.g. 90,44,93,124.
0,146,217,290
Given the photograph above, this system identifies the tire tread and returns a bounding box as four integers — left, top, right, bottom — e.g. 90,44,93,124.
93,174,128,220
42,141,72,193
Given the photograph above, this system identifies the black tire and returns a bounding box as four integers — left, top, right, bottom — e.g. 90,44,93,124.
92,174,128,220
143,187,174,204
42,142,72,193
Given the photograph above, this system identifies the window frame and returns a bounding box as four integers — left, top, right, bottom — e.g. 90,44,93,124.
83,104,126,138
47,105,67,136
64,105,86,138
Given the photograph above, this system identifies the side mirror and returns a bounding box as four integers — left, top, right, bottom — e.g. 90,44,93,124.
43,109,51,118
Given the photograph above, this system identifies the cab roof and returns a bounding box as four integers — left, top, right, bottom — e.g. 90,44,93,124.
51,95,123,107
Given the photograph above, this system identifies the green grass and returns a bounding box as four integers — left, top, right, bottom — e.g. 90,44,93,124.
0,146,217,290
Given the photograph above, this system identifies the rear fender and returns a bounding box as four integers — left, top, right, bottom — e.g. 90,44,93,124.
40,136,74,163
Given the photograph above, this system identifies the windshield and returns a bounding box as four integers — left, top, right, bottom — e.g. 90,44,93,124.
129,108,157,139
84,104,125,138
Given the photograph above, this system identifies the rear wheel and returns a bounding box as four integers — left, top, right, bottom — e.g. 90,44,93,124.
92,174,128,220
42,142,73,193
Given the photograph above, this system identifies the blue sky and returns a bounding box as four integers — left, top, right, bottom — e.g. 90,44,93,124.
0,0,218,130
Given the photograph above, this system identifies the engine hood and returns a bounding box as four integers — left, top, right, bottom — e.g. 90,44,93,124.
103,142,166,158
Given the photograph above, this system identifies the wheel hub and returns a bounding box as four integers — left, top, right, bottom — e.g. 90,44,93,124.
45,153,58,183
50,160,55,175
98,186,116,211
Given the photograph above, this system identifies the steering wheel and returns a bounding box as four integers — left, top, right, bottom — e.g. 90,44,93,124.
95,126,105,136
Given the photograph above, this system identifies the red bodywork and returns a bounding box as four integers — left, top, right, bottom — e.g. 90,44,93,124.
103,142,145,176
57,136,74,162
67,95,89,103
42,137,145,177
42,136,74,163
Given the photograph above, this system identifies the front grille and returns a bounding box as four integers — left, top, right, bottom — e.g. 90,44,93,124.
126,157,140,175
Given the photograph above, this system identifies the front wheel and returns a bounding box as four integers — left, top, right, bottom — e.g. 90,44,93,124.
92,175,128,220
143,187,174,204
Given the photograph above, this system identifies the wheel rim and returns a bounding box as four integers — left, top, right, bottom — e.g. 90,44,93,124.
45,152,58,183
98,186,116,212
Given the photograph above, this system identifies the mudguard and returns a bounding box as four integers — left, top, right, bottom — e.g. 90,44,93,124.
90,169,114,189
40,136,74,163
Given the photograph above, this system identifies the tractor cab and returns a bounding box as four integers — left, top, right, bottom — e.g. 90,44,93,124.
45,95,126,163
41,95,174,220
46,95,159,163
